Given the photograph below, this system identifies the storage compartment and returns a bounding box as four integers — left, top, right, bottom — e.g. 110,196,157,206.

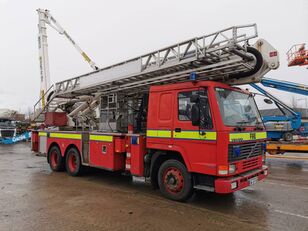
130,135,146,176
89,135,125,171
39,136,47,154
31,131,39,152
45,112,68,126
114,137,126,153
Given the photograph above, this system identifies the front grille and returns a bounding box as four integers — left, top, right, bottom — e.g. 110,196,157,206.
1,129,15,138
228,142,263,162
242,157,259,170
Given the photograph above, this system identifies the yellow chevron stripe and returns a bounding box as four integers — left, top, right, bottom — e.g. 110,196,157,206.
38,132,47,137
49,133,81,140
229,132,267,142
146,130,172,138
90,134,113,142
173,131,217,141
146,129,217,141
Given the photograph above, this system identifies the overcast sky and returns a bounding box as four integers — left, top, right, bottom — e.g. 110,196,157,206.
0,0,307,113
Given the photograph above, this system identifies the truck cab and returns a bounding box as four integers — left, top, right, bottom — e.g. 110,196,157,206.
146,80,267,199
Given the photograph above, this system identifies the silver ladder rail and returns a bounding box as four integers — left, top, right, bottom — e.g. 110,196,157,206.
54,24,259,97
33,85,54,121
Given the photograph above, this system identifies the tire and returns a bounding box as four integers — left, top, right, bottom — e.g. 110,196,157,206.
158,159,193,202
283,132,293,142
229,46,263,79
65,147,84,176
48,146,65,172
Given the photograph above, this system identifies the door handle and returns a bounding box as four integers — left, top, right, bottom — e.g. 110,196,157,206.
175,128,182,132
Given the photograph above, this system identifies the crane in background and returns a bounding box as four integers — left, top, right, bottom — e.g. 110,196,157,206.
250,42,308,141
250,78,308,141
37,9,98,108
287,43,308,67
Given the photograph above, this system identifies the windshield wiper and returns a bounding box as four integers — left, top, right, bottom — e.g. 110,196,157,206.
236,120,252,125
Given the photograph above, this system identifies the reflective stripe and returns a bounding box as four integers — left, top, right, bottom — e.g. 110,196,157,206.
90,135,113,142
173,131,217,141
49,133,81,140
146,129,217,141
229,132,267,142
146,130,172,138
38,132,47,137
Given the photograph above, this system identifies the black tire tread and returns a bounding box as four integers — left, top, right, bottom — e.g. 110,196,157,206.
158,159,193,202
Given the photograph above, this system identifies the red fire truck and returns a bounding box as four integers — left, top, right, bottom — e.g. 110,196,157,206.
32,22,279,201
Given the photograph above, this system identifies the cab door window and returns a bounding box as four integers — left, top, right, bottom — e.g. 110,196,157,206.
178,89,213,129
178,91,198,121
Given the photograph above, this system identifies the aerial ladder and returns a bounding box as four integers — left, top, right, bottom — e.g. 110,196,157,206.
37,9,98,110
33,15,279,126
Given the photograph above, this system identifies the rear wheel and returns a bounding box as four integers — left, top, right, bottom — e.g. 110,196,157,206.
48,146,64,172
158,159,193,201
65,147,84,176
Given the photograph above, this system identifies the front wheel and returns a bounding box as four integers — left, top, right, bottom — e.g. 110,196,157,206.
65,148,84,176
158,159,193,201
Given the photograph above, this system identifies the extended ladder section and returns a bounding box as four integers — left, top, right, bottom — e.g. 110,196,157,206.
33,24,279,121
53,24,279,97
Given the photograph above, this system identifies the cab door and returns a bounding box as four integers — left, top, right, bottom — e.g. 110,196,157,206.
173,88,217,174
147,91,174,145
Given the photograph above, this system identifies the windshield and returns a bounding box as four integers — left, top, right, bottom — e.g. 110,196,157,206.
215,88,262,126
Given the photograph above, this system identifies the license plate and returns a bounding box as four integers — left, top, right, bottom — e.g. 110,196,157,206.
249,176,258,186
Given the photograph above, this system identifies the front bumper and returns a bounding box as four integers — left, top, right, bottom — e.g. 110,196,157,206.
215,165,268,193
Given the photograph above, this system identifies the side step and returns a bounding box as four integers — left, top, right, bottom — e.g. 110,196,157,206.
194,185,215,192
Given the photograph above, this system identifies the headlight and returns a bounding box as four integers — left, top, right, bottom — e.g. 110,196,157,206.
229,164,236,174
218,164,236,175
218,165,228,175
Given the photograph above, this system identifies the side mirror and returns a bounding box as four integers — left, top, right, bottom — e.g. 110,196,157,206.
191,104,200,126
190,95,199,103
264,98,273,104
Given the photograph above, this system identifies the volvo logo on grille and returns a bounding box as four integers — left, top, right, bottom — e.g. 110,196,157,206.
250,133,256,140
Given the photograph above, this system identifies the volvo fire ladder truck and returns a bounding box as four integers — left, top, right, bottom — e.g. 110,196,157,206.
32,13,279,201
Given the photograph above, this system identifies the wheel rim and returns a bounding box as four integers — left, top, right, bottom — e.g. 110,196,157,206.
50,151,58,168
163,167,184,194
68,153,77,172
